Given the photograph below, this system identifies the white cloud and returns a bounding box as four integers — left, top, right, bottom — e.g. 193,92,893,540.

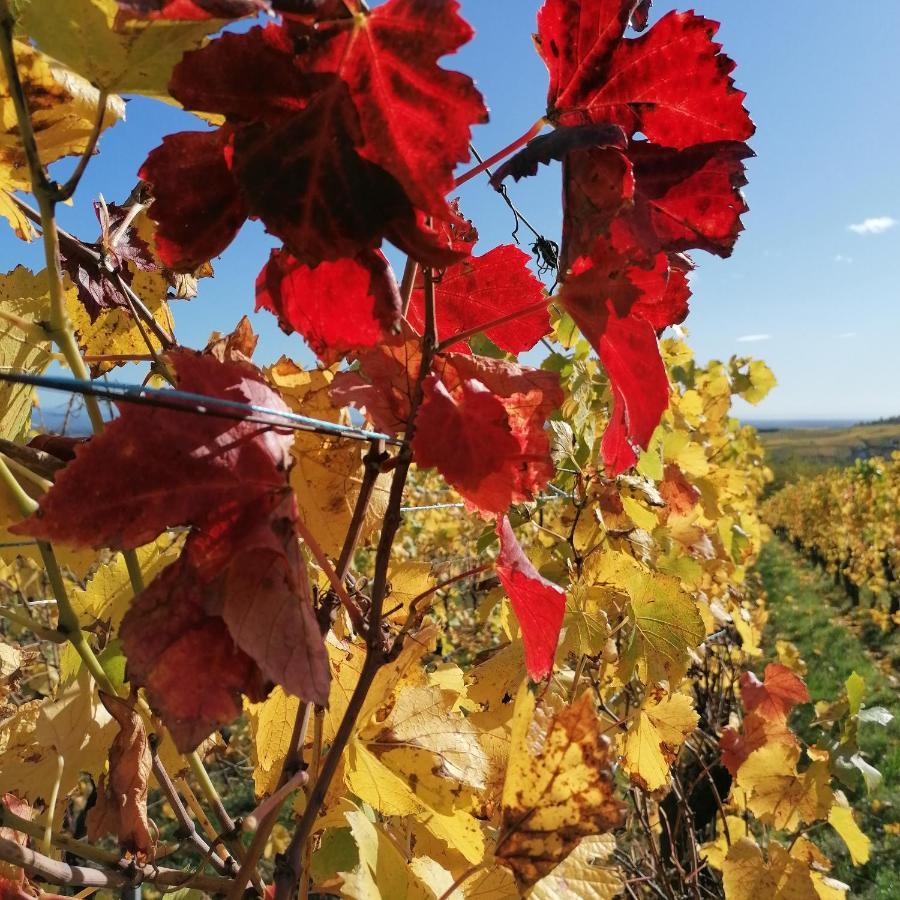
848,216,897,235
834,254,854,263
838,331,857,339
736,334,772,343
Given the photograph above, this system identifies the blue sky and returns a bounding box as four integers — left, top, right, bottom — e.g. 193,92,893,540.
4,0,899,421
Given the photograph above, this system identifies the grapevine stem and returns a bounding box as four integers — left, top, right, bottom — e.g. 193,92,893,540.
453,118,546,189
273,270,440,900
55,88,110,203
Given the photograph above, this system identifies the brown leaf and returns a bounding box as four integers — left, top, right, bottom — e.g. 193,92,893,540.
86,694,154,859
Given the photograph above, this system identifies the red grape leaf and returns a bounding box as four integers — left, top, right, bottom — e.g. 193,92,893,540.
170,25,310,122
720,711,796,777
538,3,754,148
117,0,269,18
560,143,633,271
407,245,550,354
60,200,159,320
495,516,566,680
740,664,810,724
12,351,293,549
296,0,488,216
434,354,562,512
411,375,522,514
139,129,247,272
330,325,425,436
86,694,153,858
119,549,270,752
558,243,674,471
256,248,401,363
623,141,753,258
600,393,637,474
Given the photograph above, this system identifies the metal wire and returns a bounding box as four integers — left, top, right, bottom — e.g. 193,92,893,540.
0,370,401,446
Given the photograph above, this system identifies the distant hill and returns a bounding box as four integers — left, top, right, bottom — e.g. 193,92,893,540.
758,420,900,491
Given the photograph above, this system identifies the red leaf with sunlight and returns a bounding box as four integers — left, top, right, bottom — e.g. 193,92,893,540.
86,694,153,858
119,550,270,752
495,517,566,680
411,375,522,512
171,26,310,122
430,354,562,513
139,129,247,272
659,463,701,517
558,243,676,471
538,3,754,148
720,711,796,777
296,0,488,215
256,248,401,363
145,4,484,269
740,664,810,723
330,325,425,436
625,141,753,258
407,245,550,354
12,351,293,549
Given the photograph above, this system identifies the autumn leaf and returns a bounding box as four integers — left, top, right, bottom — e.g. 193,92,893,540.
497,687,625,889
86,693,153,858
494,518,566,681
740,663,810,723
735,742,833,831
828,793,870,866
142,2,485,269
269,360,389,559
407,245,550,354
618,565,705,685
13,350,294,549
719,710,796,777
722,838,825,900
0,672,117,808
20,0,226,99
256,249,401,363
530,834,623,900
0,40,124,235
620,689,698,791
537,2,754,146
0,268,53,442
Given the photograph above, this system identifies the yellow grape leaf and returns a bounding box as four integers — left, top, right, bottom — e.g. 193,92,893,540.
0,671,116,809
364,684,489,810
270,361,389,558
59,538,181,685
733,359,777,405
1,41,124,232
0,266,54,441
529,834,623,900
620,566,705,685
245,686,300,798
700,815,749,871
323,626,434,745
776,639,807,676
466,641,525,714
385,561,435,623
722,838,820,900
345,738,421,817
620,690,698,791
19,0,224,100
339,809,436,900
735,742,833,831
828,796,870,865
68,288,174,375
461,866,518,899
497,687,625,889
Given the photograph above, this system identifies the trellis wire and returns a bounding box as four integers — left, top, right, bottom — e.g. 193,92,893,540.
0,371,400,446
